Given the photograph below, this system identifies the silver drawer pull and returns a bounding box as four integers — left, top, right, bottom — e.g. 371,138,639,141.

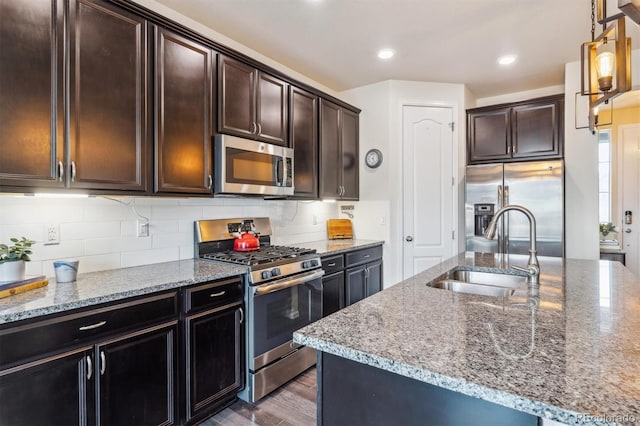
210,290,226,297
79,320,107,331
327,262,336,267
239,307,244,324
86,355,93,380
100,351,106,375
363,254,371,258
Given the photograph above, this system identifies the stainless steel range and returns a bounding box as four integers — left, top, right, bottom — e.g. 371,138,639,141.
195,218,323,403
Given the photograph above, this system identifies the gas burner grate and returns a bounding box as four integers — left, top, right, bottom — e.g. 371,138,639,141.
201,245,315,266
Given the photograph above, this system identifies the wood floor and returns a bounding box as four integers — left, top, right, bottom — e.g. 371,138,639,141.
201,367,317,426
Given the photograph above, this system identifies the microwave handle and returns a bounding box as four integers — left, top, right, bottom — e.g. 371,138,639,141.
276,157,283,186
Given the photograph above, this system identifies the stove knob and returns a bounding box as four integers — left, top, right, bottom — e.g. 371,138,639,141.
261,270,272,280
310,260,318,268
272,268,281,277
302,261,310,269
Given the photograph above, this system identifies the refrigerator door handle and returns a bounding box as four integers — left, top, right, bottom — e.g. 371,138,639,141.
503,185,510,254
497,185,503,209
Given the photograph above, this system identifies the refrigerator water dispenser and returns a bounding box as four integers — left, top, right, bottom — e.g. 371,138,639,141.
474,204,495,236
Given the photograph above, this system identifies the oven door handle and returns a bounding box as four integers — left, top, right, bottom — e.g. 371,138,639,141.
253,269,325,296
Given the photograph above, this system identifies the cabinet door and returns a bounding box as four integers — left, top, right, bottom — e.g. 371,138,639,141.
0,0,64,189
68,0,150,191
322,271,345,317
345,266,366,306
511,99,562,159
467,109,510,163
319,99,341,198
341,108,359,200
0,348,93,426
365,260,383,297
185,306,244,422
290,86,318,198
256,72,288,146
218,55,256,138
98,324,177,426
155,28,213,194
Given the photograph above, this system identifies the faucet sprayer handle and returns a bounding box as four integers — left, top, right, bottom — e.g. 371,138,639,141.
511,264,539,276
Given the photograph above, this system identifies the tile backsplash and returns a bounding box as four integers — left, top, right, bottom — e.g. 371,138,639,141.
0,195,338,278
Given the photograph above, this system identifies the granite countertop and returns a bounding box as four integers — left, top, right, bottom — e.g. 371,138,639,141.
290,239,384,256
294,252,640,425
0,260,248,325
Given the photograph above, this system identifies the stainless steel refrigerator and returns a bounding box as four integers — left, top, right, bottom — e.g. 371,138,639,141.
465,160,564,257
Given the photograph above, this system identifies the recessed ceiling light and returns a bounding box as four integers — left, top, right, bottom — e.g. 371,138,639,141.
377,49,394,60
498,55,517,65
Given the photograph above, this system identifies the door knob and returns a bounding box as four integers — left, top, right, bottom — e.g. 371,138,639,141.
405,236,413,242
624,228,632,233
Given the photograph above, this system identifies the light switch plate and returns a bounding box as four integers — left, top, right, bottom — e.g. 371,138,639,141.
137,220,150,237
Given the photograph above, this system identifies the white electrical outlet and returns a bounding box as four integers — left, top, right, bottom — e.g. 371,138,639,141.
45,223,60,245
137,220,150,237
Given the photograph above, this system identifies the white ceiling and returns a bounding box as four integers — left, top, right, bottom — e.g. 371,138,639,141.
153,0,640,99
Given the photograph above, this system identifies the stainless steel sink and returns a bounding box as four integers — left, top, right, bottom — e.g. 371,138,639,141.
427,269,526,297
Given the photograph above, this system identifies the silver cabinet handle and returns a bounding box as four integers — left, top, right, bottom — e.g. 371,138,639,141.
327,262,336,267
341,186,345,196
86,355,93,380
625,228,632,233
71,161,77,182
257,122,262,135
239,307,244,324
58,161,64,182
208,174,213,190
79,320,107,331
405,236,413,242
210,290,226,297
100,351,106,375
250,122,257,134
363,254,371,259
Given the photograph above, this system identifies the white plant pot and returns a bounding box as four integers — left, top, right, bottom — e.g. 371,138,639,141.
0,260,26,282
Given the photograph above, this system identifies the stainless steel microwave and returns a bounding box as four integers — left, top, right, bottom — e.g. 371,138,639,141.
214,134,294,196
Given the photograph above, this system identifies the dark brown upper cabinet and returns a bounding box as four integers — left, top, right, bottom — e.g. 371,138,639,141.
218,55,288,146
154,27,214,195
289,86,318,199
319,99,359,200
467,94,564,164
0,0,64,189
67,0,150,191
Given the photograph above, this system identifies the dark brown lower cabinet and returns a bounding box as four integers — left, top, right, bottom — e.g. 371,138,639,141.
322,271,345,317
0,292,179,426
321,245,383,316
346,260,382,306
0,323,176,426
0,348,92,426
185,305,244,424
98,324,177,426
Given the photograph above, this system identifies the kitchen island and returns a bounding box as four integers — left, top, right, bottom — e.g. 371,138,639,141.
293,252,640,426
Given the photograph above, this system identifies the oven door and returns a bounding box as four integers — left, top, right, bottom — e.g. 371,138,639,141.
214,134,293,196
251,269,323,370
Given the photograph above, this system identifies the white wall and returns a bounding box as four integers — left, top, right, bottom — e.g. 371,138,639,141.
0,195,338,278
340,80,467,286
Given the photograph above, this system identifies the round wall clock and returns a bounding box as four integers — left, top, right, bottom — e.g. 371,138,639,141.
365,149,383,169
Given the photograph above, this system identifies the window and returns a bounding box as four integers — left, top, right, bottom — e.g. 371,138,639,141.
598,130,612,223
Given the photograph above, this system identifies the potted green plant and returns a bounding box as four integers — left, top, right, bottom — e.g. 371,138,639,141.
0,237,35,282
599,222,617,241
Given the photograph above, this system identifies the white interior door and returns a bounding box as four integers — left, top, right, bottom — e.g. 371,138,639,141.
620,124,640,276
402,105,455,279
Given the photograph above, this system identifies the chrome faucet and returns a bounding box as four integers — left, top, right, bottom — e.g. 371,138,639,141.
483,205,540,289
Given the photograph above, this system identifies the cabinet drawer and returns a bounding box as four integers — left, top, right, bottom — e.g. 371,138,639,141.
184,277,243,314
0,291,178,368
321,255,344,275
345,246,382,267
